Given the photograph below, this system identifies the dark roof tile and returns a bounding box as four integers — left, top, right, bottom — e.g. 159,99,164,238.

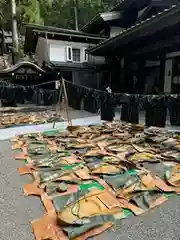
88,4,179,54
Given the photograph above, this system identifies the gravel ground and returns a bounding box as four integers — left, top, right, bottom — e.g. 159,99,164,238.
93,195,180,240
0,140,43,240
0,140,179,240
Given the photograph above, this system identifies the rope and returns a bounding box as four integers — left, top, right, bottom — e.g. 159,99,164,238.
0,78,179,98
0,80,57,89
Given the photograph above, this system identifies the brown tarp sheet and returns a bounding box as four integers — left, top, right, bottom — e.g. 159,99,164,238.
0,110,64,128
12,121,180,239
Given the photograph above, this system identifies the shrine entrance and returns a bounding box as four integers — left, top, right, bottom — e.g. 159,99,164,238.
0,61,55,106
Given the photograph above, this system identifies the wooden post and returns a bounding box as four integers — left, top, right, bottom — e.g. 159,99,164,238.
53,80,62,128
62,78,72,126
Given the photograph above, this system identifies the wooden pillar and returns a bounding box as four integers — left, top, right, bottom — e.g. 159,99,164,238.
119,58,125,93
159,54,166,92
136,58,146,94
164,58,172,93
123,58,130,93
110,57,121,92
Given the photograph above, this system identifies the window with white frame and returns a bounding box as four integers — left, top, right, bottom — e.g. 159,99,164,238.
66,46,81,62
67,47,72,61
83,48,88,62
72,48,81,62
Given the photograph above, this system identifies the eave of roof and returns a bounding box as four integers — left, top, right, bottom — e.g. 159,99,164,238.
0,61,45,74
48,61,100,72
33,29,106,41
88,4,180,55
24,23,107,53
25,23,106,39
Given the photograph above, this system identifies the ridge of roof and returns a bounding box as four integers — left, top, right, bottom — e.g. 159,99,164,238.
88,4,179,53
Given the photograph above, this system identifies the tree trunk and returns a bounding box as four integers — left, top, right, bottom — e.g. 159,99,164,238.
74,0,79,31
11,0,19,64
1,28,8,68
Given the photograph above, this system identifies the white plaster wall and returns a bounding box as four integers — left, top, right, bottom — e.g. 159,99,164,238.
48,39,105,64
110,26,123,38
35,37,49,63
35,37,105,64
49,43,65,62
88,54,105,65
48,39,90,63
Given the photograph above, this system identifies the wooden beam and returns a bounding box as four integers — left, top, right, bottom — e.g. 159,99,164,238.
152,0,179,7
159,53,166,92
131,35,180,56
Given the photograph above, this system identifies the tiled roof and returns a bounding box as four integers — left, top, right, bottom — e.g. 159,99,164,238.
0,61,45,73
81,0,126,31
88,4,180,54
25,23,107,40
24,24,107,53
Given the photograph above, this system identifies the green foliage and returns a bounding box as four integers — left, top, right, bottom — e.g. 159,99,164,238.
17,0,43,25
45,0,109,29
44,0,74,29
78,0,108,29
0,0,110,56
0,0,110,31
0,0,12,29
